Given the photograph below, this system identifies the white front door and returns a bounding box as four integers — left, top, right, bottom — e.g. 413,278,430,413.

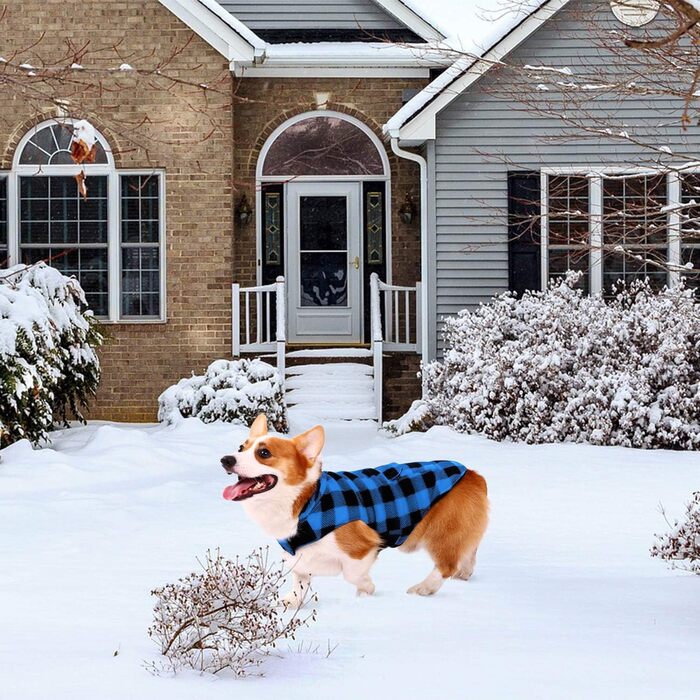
286,182,362,343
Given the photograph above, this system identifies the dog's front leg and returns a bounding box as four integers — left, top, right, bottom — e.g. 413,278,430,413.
281,571,311,609
341,551,377,597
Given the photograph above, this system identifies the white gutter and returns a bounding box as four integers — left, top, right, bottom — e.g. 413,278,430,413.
390,138,429,372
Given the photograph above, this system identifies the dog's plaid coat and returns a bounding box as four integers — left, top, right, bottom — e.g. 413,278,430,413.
278,461,468,555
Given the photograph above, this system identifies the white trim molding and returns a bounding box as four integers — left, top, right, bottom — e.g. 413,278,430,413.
157,0,265,63
372,0,446,42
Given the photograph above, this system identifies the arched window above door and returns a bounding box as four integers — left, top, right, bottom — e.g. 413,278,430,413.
260,114,387,177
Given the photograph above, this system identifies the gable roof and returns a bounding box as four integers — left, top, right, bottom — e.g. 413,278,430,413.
158,0,444,73
373,0,445,42
384,0,571,143
158,0,266,61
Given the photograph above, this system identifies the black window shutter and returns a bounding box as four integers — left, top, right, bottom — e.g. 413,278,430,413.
507,171,541,296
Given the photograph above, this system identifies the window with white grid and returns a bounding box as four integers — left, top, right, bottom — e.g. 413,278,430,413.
3,120,166,321
120,174,162,318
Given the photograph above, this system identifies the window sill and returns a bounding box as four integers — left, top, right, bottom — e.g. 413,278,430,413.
96,317,167,325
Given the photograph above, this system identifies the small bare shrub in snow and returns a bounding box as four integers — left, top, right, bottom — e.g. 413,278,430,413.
651,493,700,575
158,358,288,432
146,549,315,677
422,274,700,449
0,263,103,448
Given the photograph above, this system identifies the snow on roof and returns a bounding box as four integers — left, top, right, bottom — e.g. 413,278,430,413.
406,0,544,52
385,0,550,134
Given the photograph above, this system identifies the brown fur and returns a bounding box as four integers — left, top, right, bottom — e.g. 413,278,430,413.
257,436,311,485
401,470,489,578
292,482,318,518
335,521,383,559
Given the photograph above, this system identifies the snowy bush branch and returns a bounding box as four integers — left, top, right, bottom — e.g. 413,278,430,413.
146,548,316,677
422,274,700,449
0,263,103,448
651,493,700,574
158,359,288,432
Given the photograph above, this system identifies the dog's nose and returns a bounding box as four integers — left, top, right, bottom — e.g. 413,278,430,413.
221,455,237,473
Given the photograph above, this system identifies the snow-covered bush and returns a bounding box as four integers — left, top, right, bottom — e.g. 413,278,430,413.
651,493,700,575
146,549,315,677
383,400,434,436
422,274,700,449
158,358,288,432
0,263,103,448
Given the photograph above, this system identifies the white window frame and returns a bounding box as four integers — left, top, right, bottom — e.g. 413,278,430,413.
2,120,166,323
540,167,689,294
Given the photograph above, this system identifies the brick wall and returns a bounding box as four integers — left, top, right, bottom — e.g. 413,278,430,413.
0,0,234,422
0,3,425,422
383,353,422,420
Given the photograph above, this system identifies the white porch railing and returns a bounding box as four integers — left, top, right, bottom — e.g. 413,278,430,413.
369,272,422,423
232,276,286,380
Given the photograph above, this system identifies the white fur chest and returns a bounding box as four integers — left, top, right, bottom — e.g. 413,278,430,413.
282,533,345,577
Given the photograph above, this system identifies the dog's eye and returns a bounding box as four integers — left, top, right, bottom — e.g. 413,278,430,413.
257,448,271,459
238,444,244,453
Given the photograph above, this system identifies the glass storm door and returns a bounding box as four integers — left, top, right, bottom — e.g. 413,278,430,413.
286,182,362,343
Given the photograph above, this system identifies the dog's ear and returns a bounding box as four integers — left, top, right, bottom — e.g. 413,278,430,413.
249,414,268,439
292,425,325,466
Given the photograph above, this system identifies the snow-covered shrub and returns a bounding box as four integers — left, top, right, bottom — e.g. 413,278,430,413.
146,549,315,677
651,493,700,575
422,274,700,449
158,358,288,432
0,263,103,448
383,400,434,436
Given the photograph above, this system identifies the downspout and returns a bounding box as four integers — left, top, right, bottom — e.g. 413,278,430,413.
390,138,429,376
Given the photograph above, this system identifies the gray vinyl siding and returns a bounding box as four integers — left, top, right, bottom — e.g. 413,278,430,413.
432,0,700,343
218,0,403,30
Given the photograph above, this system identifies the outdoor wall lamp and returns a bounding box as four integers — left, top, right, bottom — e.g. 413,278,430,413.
399,194,416,225
236,193,253,225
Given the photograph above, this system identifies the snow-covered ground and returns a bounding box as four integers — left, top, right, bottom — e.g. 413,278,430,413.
1,413,698,699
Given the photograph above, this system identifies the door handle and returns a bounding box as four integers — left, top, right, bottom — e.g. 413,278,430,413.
352,256,360,270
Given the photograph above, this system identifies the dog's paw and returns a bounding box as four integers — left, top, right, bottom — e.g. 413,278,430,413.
407,582,439,596
356,581,376,597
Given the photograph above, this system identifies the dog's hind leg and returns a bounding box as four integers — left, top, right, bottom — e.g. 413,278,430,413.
407,566,450,596
404,470,489,596
453,547,478,581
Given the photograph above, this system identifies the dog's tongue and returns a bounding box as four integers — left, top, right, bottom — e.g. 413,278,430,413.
223,478,257,501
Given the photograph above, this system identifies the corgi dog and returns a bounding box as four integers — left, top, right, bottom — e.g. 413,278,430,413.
221,414,488,606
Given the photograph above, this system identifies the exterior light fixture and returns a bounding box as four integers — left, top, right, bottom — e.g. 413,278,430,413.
236,193,252,225
399,194,416,225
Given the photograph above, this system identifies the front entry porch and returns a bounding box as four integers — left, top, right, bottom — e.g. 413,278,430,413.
231,273,421,423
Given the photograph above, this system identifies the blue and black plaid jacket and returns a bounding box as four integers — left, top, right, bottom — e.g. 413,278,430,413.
278,461,468,555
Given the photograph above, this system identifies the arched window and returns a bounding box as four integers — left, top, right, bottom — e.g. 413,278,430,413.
260,114,387,177
0,120,165,321
18,122,109,166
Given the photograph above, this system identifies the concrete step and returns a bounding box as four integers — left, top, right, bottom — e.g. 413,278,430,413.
283,360,376,422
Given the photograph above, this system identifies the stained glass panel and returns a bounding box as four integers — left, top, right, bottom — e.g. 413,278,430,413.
366,190,383,265
264,191,281,265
